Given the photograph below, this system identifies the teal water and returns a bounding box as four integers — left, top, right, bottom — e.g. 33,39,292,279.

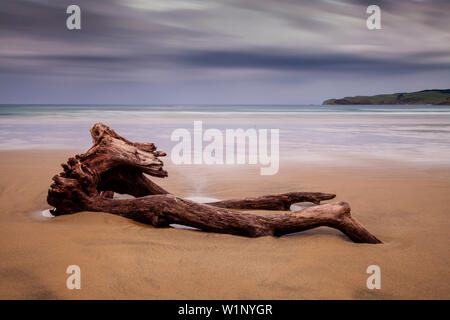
2,104,450,117
1,104,450,166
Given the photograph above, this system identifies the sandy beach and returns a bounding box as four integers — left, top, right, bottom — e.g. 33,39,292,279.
2,0,450,304
0,150,449,299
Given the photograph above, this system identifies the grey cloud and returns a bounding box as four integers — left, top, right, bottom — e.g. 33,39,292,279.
3,47,449,78
0,0,449,103
177,49,450,73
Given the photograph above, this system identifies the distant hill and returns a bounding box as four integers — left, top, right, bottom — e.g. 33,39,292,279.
323,89,450,105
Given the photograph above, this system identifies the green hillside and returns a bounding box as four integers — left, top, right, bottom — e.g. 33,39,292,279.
323,89,450,105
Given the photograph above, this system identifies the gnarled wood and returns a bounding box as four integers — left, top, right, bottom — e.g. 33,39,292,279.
47,123,381,243
209,192,336,210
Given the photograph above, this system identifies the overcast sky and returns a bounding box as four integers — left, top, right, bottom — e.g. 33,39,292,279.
1,0,449,104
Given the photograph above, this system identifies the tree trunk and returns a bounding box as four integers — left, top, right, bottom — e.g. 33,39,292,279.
47,123,381,244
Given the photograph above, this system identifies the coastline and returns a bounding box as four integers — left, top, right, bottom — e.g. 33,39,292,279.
0,150,449,299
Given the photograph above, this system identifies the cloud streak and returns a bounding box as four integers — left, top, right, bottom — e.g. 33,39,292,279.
0,0,449,103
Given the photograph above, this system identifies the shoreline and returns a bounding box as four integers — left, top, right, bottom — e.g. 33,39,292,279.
1,149,450,170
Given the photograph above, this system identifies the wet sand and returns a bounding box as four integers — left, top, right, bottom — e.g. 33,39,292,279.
0,150,449,299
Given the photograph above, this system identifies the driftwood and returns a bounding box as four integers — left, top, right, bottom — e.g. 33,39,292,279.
47,123,381,243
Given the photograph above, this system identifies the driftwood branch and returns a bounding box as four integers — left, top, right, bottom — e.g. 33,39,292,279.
47,123,381,244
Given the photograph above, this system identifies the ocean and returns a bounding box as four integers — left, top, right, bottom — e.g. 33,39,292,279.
1,104,450,166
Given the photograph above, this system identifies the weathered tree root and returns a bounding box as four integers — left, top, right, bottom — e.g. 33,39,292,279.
47,123,381,244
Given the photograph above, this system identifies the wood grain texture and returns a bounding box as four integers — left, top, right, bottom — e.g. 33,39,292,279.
47,123,381,243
